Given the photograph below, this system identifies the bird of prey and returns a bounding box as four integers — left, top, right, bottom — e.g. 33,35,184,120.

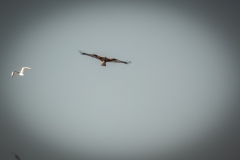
11,67,31,77
10,152,21,160
79,50,131,66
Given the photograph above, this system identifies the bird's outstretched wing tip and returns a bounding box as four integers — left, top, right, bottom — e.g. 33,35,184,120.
78,50,84,54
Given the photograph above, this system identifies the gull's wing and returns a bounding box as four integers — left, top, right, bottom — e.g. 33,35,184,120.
20,67,31,73
11,71,19,77
11,71,15,77
107,58,132,64
79,50,102,61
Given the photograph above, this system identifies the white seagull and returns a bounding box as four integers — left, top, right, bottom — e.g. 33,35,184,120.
11,67,32,77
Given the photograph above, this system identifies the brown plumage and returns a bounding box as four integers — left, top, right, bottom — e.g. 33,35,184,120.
79,50,131,66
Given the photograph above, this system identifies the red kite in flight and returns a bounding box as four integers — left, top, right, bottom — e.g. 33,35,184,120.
79,50,131,66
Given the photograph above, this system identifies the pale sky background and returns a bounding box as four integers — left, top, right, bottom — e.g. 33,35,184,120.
0,1,240,160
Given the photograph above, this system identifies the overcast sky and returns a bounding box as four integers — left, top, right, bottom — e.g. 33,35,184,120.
0,1,240,160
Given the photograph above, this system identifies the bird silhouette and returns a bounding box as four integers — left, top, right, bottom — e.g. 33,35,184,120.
11,67,32,77
79,50,131,66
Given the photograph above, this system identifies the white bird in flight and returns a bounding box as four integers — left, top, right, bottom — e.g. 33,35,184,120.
11,67,32,77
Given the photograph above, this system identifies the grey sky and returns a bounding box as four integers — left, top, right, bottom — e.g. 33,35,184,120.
0,1,240,160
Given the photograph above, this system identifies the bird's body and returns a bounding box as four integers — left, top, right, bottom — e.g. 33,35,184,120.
11,67,31,77
79,50,131,67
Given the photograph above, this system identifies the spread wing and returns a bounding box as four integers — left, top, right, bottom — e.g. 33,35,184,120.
107,58,132,64
20,67,31,73
79,50,102,61
11,71,18,77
